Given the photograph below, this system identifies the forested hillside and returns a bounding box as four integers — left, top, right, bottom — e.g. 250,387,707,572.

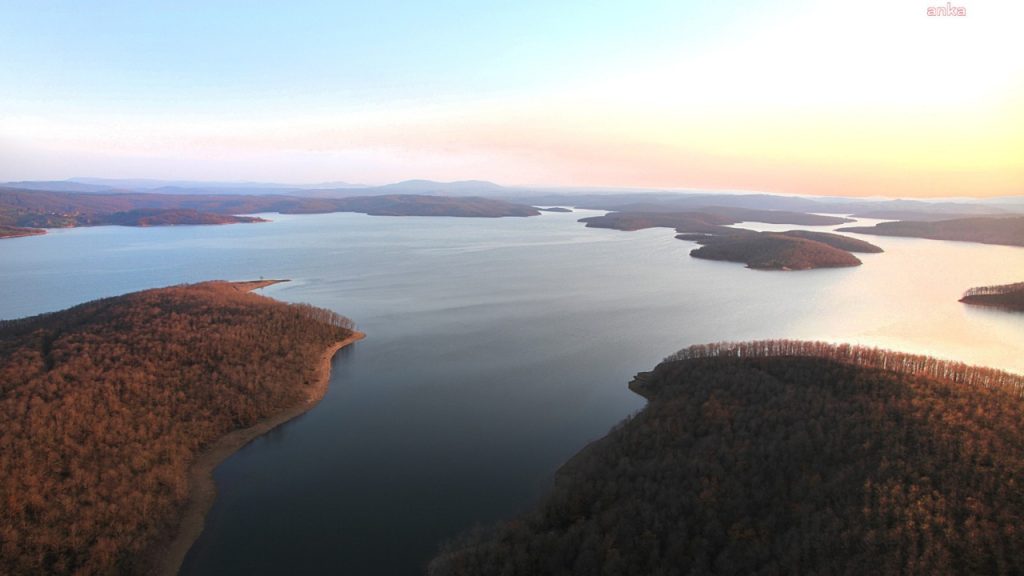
0,282,355,574
685,233,864,270
432,341,1024,576
0,187,540,235
839,216,1024,247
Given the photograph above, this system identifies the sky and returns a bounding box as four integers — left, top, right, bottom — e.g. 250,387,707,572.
1,0,1022,197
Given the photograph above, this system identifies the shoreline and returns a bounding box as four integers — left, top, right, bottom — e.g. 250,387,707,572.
152,330,366,576
0,229,47,240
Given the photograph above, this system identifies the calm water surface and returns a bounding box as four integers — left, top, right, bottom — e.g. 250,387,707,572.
1,210,1022,574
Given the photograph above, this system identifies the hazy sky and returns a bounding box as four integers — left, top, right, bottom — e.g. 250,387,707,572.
2,0,1022,196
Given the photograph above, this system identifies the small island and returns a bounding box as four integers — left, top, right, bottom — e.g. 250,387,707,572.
536,206,573,213
960,281,1024,311
682,230,881,270
0,281,362,575
839,215,1024,247
579,208,852,233
431,341,1024,576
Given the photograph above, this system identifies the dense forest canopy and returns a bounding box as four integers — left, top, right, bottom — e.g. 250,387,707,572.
682,232,870,270
578,209,850,233
578,210,879,270
0,282,355,574
770,230,882,253
432,341,1024,576
959,281,1024,311
839,216,1024,247
0,188,541,236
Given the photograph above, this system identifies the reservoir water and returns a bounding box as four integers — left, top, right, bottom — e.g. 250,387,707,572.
1,210,1022,574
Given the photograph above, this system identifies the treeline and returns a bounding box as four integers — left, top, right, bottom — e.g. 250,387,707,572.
291,302,357,330
0,225,45,239
959,282,1024,312
663,339,1024,398
685,233,863,270
432,343,1024,575
838,216,1024,247
963,281,1024,297
0,282,355,575
0,187,540,233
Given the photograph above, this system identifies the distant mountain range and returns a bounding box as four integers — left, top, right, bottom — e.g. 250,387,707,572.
3,178,1023,220
2,177,504,197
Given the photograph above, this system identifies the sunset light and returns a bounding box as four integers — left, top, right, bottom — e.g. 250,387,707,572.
2,0,1021,196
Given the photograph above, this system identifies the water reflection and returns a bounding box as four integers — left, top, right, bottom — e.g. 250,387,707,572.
0,209,1021,575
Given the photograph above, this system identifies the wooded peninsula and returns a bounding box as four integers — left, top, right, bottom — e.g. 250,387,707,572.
431,340,1024,576
0,281,360,575
839,216,1024,247
579,210,881,270
0,187,541,238
960,281,1024,311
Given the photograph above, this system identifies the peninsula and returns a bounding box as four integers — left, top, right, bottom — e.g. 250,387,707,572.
0,187,541,238
960,281,1024,311
839,215,1024,247
431,341,1024,575
0,281,361,575
579,209,879,270
0,224,46,238
578,208,852,232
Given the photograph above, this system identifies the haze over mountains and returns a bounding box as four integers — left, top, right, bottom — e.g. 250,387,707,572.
5,178,1023,217
3,179,1022,247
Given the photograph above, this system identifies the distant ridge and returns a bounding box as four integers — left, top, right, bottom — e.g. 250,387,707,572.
4,178,1023,215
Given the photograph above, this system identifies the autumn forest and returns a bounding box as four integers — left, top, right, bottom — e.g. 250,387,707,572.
431,342,1024,576
0,282,354,574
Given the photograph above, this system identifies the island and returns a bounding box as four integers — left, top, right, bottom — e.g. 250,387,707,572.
579,209,880,270
0,281,362,575
430,340,1024,576
0,187,542,238
536,207,573,213
960,281,1024,311
839,216,1024,247
578,208,852,232
681,230,882,270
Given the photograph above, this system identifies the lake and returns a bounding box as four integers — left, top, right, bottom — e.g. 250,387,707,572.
1,210,1022,574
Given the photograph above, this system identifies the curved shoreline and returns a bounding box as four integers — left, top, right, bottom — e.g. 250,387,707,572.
153,330,366,576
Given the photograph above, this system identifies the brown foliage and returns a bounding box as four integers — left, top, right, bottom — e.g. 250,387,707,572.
839,216,1024,247
0,282,353,574
686,234,863,270
432,341,1024,575
960,282,1024,311
578,209,851,232
0,187,540,231
0,225,45,239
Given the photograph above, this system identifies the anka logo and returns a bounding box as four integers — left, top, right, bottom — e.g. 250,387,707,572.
927,2,967,16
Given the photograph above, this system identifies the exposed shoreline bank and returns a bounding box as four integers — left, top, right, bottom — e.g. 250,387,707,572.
0,228,46,240
152,330,366,576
